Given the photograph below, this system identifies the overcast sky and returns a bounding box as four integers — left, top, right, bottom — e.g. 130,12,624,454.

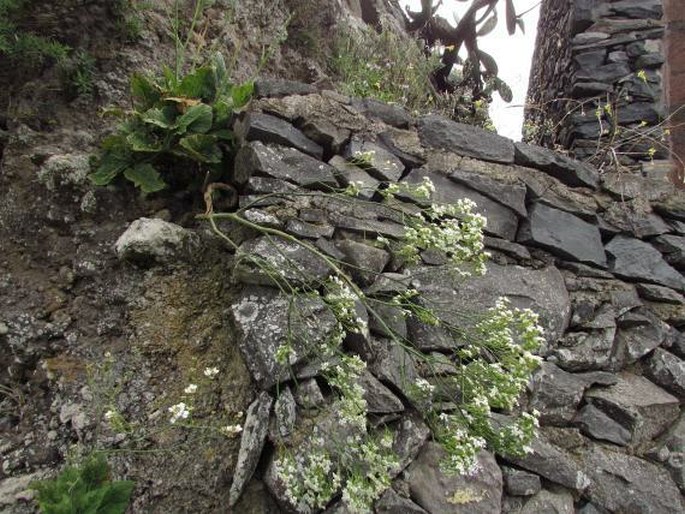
404,0,541,140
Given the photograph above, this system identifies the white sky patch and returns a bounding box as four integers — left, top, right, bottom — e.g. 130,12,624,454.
404,0,540,140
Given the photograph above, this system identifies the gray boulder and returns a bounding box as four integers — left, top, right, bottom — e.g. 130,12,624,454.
229,392,273,507
407,443,503,514
418,115,515,163
230,286,337,389
343,139,405,182
581,445,684,513
574,403,632,446
584,373,680,446
375,489,428,514
518,203,606,267
233,141,337,189
644,348,685,397
605,235,685,291
235,112,323,159
514,142,599,189
234,235,332,287
501,467,541,497
519,488,574,514
114,218,197,266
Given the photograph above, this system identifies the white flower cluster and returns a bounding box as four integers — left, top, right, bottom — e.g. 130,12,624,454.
204,367,220,378
326,355,368,430
380,176,435,201
324,276,368,335
168,402,190,424
220,424,243,437
276,446,341,512
343,180,366,197
398,198,489,276
436,413,487,475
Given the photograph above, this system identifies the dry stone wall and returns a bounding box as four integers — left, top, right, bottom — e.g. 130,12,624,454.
526,0,673,180
116,79,685,513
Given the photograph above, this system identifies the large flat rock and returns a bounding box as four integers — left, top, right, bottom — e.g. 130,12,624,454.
235,112,323,159
514,142,599,189
584,373,680,446
410,262,571,344
403,168,520,240
581,446,684,513
518,203,606,267
230,286,337,389
605,235,685,291
407,443,502,514
418,115,515,164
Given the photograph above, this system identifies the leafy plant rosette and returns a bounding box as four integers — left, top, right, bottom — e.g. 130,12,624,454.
90,53,253,193
30,453,134,514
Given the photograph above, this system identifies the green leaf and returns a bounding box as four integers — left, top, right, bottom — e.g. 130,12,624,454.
177,66,216,102
124,163,166,192
130,73,160,110
140,106,177,129
213,97,234,127
210,128,235,141
126,130,162,153
231,81,254,109
178,134,222,163
176,103,213,134
96,481,135,514
91,141,131,186
211,52,228,90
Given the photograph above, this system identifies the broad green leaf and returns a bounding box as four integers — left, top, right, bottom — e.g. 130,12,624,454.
231,81,254,109
177,66,216,102
178,134,222,163
211,128,234,141
91,146,131,186
130,73,160,110
97,481,135,514
211,52,228,90
176,103,213,134
213,97,234,127
126,130,162,153
124,163,166,192
140,106,177,129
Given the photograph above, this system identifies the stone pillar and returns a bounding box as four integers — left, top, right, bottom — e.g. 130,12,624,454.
525,0,683,186
664,0,685,186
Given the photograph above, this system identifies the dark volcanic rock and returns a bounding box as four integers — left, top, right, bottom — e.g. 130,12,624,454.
503,433,590,492
501,467,542,497
236,112,323,159
359,371,404,414
230,286,337,389
234,235,332,287
375,489,428,514
229,392,273,506
343,139,405,182
605,235,685,291
418,115,515,163
449,168,528,217
351,97,413,128
644,348,685,397
652,234,685,269
518,203,606,266
407,443,503,514
514,142,600,188
403,168,520,240
584,373,680,446
581,445,684,513
334,239,391,286
574,404,631,445
233,141,337,188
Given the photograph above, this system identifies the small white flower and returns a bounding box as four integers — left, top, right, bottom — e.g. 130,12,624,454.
220,424,243,437
168,402,191,424
184,384,198,394
104,409,116,420
204,367,220,378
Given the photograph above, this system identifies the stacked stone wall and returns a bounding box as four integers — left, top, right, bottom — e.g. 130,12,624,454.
117,80,685,512
526,0,674,182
